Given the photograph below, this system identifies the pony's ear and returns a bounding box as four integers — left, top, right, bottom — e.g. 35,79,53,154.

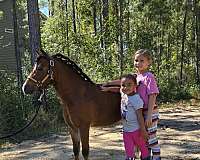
36,48,49,57
36,49,43,57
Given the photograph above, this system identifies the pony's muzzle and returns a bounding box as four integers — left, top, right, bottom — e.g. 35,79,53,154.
22,82,34,94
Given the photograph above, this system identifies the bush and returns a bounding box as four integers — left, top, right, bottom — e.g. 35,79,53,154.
0,71,64,143
0,71,25,135
158,79,195,102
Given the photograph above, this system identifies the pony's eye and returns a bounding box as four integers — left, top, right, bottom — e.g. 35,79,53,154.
37,67,43,71
36,64,43,71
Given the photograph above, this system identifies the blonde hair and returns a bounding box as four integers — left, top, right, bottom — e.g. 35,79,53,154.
133,49,153,64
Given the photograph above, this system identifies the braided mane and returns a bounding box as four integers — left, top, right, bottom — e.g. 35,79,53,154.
52,54,94,84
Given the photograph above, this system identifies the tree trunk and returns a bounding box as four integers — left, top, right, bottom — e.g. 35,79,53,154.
127,0,130,49
180,0,188,86
27,0,41,65
13,0,23,95
49,0,54,16
92,0,97,35
194,0,200,84
155,13,162,82
119,0,123,75
72,0,76,33
102,0,109,49
65,0,69,56
167,30,171,84
113,0,119,47
99,0,104,48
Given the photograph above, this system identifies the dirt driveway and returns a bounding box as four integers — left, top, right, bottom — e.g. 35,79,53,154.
0,101,200,160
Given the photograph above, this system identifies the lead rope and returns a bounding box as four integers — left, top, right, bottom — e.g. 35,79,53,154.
0,91,45,140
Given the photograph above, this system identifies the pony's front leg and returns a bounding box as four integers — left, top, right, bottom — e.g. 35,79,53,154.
80,124,90,160
69,128,80,160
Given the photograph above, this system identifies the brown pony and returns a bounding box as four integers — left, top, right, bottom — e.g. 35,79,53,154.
22,50,121,160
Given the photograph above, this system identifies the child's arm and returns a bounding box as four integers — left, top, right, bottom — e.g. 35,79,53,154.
101,86,120,93
100,79,121,93
102,79,121,87
136,108,149,141
146,93,157,127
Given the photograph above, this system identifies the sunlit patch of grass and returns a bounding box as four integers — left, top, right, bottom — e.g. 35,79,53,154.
159,101,176,109
159,99,200,109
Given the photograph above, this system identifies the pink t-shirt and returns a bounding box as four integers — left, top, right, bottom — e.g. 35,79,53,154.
137,72,159,108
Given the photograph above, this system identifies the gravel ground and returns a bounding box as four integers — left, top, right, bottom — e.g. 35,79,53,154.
0,101,200,160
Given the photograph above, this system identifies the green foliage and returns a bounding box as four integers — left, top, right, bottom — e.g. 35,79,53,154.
1,0,199,142
159,79,193,102
188,85,200,100
0,71,63,142
38,0,200,102
0,71,25,135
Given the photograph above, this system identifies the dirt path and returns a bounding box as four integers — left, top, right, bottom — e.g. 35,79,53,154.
0,101,200,160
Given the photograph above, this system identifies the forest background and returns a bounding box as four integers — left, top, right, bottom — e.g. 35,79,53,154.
0,0,200,142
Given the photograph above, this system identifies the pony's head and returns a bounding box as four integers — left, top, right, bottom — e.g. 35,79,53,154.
22,49,54,94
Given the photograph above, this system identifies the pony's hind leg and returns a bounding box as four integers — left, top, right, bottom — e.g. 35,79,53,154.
80,125,90,160
69,128,80,160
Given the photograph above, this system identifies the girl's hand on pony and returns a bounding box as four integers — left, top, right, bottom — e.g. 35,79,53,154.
101,86,110,91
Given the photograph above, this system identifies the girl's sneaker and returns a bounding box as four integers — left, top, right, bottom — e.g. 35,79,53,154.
153,158,161,160
141,156,151,160
125,158,134,160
